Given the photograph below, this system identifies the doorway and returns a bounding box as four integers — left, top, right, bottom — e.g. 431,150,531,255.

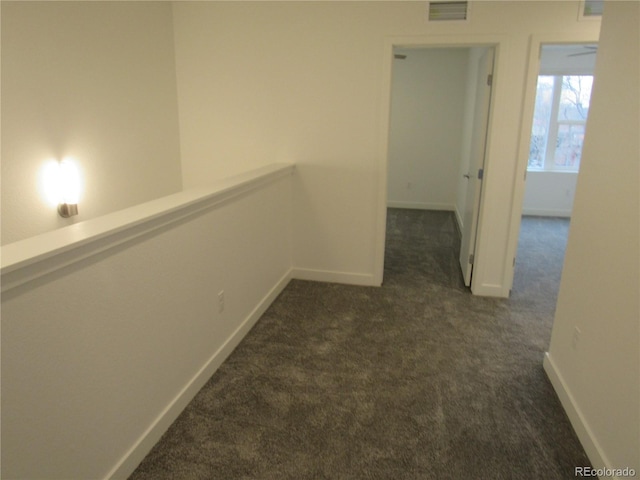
384,45,495,287
513,43,597,304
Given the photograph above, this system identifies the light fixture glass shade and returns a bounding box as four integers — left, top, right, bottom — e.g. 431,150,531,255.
40,158,82,217
59,159,81,205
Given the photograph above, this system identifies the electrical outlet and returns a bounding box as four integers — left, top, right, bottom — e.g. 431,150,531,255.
572,326,581,349
218,290,225,313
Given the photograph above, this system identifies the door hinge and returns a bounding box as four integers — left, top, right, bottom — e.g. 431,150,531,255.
487,74,493,86
513,257,516,267
469,253,474,265
478,168,484,180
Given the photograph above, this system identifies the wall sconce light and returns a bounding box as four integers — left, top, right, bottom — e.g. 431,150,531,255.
57,159,81,217
41,158,82,218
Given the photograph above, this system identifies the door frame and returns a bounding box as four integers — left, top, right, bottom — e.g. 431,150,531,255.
504,33,600,294
374,34,506,292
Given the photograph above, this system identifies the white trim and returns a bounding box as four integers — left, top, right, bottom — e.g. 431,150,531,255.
373,39,394,287
469,282,508,297
542,353,615,476
1,164,295,293
376,34,509,297
454,206,464,233
387,201,454,211
106,269,293,480
521,208,571,218
292,268,378,287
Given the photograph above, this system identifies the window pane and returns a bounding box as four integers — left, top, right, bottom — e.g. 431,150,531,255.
558,76,593,121
528,76,555,169
554,123,585,169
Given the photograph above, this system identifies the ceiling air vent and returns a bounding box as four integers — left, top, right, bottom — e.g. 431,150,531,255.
427,1,469,22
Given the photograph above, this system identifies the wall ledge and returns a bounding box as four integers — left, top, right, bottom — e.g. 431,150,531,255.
1,163,294,293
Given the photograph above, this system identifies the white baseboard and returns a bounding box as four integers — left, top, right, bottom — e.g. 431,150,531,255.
106,269,293,480
387,201,454,211
454,207,464,233
292,268,378,286
522,208,571,217
543,353,614,476
470,282,509,298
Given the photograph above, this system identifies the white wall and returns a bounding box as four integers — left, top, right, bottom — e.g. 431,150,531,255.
172,1,600,291
1,2,183,245
1,167,293,479
0,3,623,477
544,1,639,474
387,48,468,211
522,171,578,217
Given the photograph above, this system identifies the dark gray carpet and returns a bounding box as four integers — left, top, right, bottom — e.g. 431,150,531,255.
130,209,588,479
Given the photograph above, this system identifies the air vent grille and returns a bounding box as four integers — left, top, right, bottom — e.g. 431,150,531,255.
428,1,469,22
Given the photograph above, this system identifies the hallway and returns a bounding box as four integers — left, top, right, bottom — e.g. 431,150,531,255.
130,209,588,479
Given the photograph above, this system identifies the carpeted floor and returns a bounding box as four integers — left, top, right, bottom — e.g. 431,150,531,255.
129,209,588,480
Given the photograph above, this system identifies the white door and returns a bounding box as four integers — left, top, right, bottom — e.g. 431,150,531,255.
459,48,495,286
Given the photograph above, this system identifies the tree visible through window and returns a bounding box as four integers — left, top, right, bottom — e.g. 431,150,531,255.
528,75,593,171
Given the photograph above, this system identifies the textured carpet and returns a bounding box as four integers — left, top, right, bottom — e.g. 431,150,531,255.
129,209,588,479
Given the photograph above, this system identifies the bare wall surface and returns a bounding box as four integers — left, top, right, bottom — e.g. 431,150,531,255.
1,1,183,245
522,171,578,217
546,1,639,473
172,1,600,291
387,48,468,211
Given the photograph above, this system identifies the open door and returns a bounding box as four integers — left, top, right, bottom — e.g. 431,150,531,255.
459,48,495,286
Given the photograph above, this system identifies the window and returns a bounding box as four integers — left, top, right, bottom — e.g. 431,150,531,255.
528,75,593,171
579,0,604,19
